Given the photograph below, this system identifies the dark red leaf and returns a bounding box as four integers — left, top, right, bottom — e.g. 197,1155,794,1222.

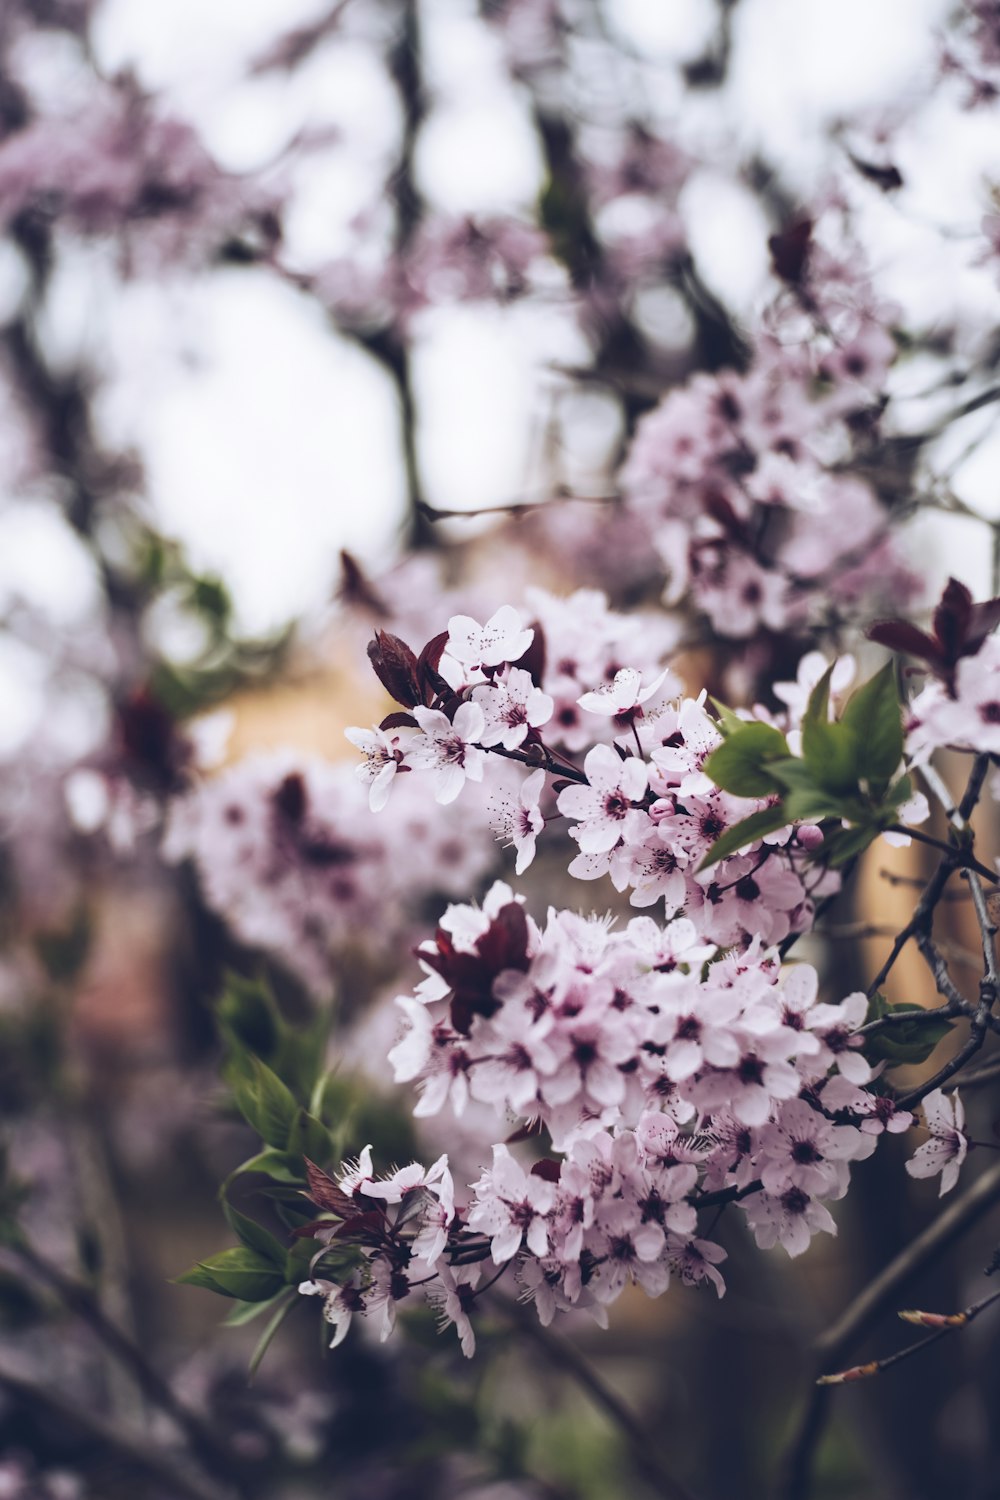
768,218,813,285
866,619,942,665
512,622,546,687
416,630,451,704
530,1158,562,1183
332,1210,388,1241
367,631,422,708
380,711,419,731
304,1158,354,1217
338,550,388,612
932,577,973,660
847,154,904,192
422,903,531,1035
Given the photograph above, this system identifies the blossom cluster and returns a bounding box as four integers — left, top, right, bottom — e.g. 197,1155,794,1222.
350,602,834,948
162,750,498,994
297,881,913,1355
620,323,917,643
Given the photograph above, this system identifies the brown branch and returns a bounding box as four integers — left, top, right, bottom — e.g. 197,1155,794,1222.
778,1157,1000,1500
815,1285,1000,1385
943,1051,1000,1091
414,487,620,524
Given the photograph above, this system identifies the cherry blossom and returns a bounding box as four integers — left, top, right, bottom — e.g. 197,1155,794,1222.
905,1089,968,1195
410,703,487,803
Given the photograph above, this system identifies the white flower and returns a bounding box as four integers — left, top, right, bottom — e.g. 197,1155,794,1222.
490,767,546,874
578,666,670,719
409,702,486,804
445,606,534,671
557,744,649,854
905,1089,968,1195
344,722,417,811
473,667,553,749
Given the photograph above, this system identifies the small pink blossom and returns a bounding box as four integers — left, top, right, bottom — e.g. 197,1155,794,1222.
906,1089,968,1195
410,702,486,803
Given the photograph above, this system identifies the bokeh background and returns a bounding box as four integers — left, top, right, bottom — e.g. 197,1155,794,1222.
2,2,1000,1498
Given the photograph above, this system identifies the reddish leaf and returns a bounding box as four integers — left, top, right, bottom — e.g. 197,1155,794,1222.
768,218,813,285
422,903,532,1035
512,622,546,688
380,711,419,731
416,630,451,704
530,1158,562,1183
337,550,388,612
847,154,904,192
304,1158,354,1217
367,631,422,708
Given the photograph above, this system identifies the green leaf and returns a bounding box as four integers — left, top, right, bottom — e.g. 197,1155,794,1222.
819,824,879,866
709,699,746,738
175,1246,286,1302
841,663,903,795
783,786,852,822
215,974,280,1059
287,1109,334,1165
886,772,913,808
222,1290,290,1327
698,804,792,871
801,718,859,795
864,1001,955,1066
226,1149,305,1187
248,1290,298,1380
221,1203,288,1268
802,663,835,734
232,1058,299,1149
702,723,791,798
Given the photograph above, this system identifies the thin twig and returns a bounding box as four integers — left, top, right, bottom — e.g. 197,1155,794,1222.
887,825,997,884
415,487,620,524
895,1022,989,1110
777,1158,1000,1500
815,1286,1000,1385
854,998,963,1039
943,1051,1000,1091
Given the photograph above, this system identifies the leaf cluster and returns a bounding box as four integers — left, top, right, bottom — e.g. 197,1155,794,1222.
701,663,911,869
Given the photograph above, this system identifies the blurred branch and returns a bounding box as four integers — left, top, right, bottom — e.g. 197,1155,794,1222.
2,1243,243,1491
0,1358,229,1500
415,486,619,524
778,1157,1000,1500
867,756,990,995
498,1299,701,1500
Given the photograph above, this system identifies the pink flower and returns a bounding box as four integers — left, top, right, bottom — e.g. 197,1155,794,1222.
558,744,649,854
410,702,486,803
906,1089,968,1195
344,722,417,811
577,666,670,719
468,1145,555,1262
758,1099,873,1198
473,668,553,749
743,1186,838,1258
444,606,534,676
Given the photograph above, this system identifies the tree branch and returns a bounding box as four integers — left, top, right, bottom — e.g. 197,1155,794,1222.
777,1157,1000,1500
